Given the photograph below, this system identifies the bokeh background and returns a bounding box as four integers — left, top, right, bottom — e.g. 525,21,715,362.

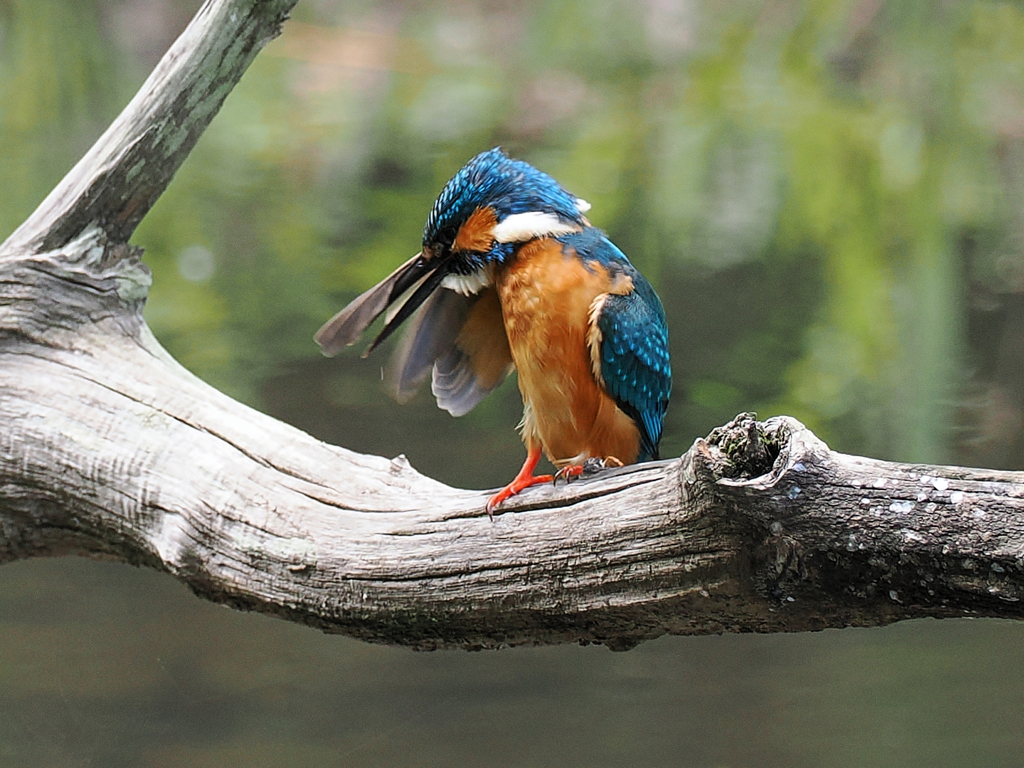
2,0,1024,765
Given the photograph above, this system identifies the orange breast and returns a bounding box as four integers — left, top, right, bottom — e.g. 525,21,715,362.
496,238,640,467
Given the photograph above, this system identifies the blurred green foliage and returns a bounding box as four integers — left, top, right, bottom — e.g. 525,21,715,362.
5,0,1024,470
7,3,1024,766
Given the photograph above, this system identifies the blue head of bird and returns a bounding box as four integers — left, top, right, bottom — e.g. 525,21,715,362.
421,148,593,294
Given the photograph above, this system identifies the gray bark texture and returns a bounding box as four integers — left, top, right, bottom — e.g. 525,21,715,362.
2,0,1024,651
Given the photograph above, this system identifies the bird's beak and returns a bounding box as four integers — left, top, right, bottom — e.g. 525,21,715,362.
365,254,450,355
315,251,434,356
314,247,458,358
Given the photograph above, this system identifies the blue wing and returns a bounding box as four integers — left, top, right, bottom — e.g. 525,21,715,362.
592,272,671,461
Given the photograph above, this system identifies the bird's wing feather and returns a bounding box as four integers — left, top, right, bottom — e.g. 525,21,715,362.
388,286,513,416
387,287,471,402
314,253,432,357
431,287,513,416
589,277,671,460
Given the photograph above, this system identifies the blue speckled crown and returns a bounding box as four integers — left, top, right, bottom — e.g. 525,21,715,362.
423,148,587,251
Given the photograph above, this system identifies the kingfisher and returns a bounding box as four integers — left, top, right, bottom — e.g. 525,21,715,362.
316,148,671,516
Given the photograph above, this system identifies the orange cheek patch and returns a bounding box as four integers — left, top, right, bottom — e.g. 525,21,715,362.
453,206,498,253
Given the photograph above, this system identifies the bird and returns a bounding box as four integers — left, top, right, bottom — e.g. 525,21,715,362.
315,148,671,517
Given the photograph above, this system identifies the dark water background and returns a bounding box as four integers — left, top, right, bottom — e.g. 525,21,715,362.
3,0,1024,764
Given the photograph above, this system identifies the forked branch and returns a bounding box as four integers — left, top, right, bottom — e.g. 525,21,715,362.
0,0,1022,651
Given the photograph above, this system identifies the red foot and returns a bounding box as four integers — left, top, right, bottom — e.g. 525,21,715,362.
486,446,553,518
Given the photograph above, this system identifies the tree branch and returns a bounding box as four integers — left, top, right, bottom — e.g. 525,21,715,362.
1,0,296,257
2,0,1024,652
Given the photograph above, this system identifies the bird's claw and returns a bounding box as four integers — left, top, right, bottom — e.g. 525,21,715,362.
486,451,627,518
553,464,585,484
486,464,553,519
553,456,624,485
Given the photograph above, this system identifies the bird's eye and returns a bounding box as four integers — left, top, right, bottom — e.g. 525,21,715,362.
423,239,451,261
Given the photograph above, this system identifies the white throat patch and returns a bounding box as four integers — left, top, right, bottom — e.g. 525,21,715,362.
442,265,494,296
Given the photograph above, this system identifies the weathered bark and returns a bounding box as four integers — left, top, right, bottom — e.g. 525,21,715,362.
2,0,1024,651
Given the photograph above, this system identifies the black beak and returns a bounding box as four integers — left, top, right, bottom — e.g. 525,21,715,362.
364,260,450,356
314,252,449,357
